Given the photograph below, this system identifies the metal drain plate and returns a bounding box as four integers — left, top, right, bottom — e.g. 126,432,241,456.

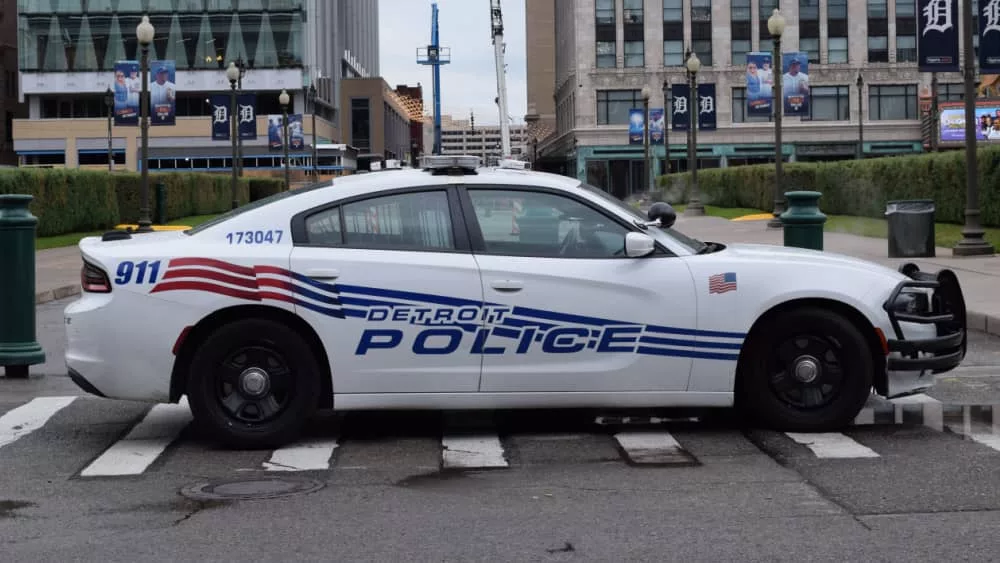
180,477,325,501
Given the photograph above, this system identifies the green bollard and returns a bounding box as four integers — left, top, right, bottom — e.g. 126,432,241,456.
0,195,45,378
154,181,167,225
780,190,827,251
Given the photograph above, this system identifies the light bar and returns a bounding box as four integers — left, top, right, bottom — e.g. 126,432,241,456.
420,155,482,170
498,159,527,170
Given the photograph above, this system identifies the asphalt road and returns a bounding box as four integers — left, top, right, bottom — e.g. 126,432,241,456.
2,298,999,561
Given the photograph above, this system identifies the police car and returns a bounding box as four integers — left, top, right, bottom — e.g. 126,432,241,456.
64,155,967,448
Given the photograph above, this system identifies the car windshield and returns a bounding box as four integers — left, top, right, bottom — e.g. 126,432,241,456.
575,182,707,253
184,180,330,235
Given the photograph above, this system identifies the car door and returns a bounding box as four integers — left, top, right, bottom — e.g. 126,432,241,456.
288,186,486,394
460,185,700,393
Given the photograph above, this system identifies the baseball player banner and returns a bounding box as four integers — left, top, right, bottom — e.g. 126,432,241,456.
269,114,304,150
781,52,810,117
745,51,774,117
671,83,690,131
149,60,176,126
697,84,717,131
628,108,644,145
917,0,960,72
649,108,665,144
980,0,1000,73
112,60,140,126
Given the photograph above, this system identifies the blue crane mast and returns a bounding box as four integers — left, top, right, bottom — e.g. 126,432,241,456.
417,3,451,155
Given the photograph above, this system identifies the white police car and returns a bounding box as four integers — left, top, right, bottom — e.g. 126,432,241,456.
64,155,967,448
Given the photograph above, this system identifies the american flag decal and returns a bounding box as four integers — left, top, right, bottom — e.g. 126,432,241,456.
708,272,737,294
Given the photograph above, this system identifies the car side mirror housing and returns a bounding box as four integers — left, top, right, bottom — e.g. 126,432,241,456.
647,202,677,228
625,232,656,257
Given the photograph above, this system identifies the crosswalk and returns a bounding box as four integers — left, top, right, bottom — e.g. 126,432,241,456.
1,394,999,481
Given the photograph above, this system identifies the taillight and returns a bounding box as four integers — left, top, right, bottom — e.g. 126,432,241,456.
81,262,111,293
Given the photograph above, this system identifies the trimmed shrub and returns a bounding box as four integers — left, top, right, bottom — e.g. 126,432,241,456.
657,145,1000,226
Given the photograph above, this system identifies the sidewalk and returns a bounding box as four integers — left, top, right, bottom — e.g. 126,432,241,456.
34,216,1000,336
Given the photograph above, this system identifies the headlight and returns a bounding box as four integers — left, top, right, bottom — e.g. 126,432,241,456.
887,290,930,314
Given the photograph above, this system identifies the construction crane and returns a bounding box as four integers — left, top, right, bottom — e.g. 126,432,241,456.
490,0,511,159
417,3,450,155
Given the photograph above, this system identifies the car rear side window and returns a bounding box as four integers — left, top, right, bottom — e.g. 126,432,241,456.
304,190,456,251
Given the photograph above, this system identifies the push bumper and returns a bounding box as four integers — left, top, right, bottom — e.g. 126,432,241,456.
882,263,967,374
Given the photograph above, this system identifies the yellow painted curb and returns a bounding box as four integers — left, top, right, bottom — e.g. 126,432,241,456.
114,224,190,231
730,213,774,222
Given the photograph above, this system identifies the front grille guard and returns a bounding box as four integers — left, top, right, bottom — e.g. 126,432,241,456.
881,263,967,373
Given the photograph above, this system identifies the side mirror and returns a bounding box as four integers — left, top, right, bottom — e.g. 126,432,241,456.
625,232,656,257
646,202,677,228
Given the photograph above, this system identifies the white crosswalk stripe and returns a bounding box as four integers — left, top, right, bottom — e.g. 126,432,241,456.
613,431,696,465
784,432,881,459
263,437,341,471
441,434,509,469
0,396,76,450
79,398,193,477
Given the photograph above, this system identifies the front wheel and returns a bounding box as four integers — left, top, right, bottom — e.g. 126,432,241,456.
738,307,873,431
186,318,322,449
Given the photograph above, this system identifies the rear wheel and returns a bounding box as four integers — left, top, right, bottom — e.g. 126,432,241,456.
738,307,873,431
186,318,321,449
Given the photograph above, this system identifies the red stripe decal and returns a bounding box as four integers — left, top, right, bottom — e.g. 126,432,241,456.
254,265,292,276
259,291,297,304
162,267,260,289
257,278,295,291
150,280,262,301
169,257,255,277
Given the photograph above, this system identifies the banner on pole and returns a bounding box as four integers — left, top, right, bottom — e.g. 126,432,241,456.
697,84,717,130
781,52,810,117
745,52,774,117
628,108,644,145
149,60,176,126
671,83,690,131
112,60,139,126
917,0,960,72
269,114,304,150
649,108,665,144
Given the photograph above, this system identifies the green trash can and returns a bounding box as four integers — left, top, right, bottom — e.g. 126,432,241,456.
780,191,827,251
0,195,46,378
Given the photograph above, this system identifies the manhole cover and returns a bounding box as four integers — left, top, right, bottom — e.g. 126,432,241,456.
180,477,324,501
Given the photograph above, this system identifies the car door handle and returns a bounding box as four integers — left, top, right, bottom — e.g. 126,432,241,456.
304,268,340,280
490,280,524,292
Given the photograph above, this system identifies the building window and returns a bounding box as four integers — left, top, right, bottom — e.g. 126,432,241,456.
597,89,640,125
351,98,371,151
868,0,889,62
827,0,849,63
937,83,964,102
624,0,643,24
624,41,645,67
869,84,918,120
692,0,712,66
596,0,616,68
803,86,849,121
663,0,684,66
732,87,772,123
895,0,916,62
731,0,751,66
800,0,820,63
759,0,778,53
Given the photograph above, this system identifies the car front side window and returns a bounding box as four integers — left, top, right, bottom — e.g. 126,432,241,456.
303,190,456,251
467,189,630,258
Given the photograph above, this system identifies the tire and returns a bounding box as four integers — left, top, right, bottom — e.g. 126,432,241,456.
185,318,322,449
737,306,873,431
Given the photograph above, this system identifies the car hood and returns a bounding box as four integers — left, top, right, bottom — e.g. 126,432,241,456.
715,242,906,281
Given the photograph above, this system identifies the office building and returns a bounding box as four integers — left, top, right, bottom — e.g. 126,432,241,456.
529,0,956,198
428,113,530,165
13,0,379,176
340,77,414,171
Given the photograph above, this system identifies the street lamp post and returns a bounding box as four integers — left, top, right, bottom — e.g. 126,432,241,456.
279,89,291,191
135,15,154,233
767,8,786,229
227,61,240,210
104,87,113,171
309,84,318,180
662,79,670,175
856,73,864,160
641,85,651,195
953,0,994,256
685,51,704,216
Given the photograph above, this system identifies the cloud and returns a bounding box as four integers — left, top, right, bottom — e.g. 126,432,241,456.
379,0,527,126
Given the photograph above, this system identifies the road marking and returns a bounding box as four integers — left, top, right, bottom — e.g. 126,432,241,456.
891,394,940,404
784,432,880,458
0,396,76,450
945,407,1000,453
441,434,509,469
80,399,192,477
613,431,697,465
263,438,340,471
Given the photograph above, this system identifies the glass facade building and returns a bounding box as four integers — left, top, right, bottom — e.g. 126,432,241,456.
18,0,304,73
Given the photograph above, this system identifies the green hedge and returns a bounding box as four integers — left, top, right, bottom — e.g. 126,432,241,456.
0,168,284,237
657,145,1000,227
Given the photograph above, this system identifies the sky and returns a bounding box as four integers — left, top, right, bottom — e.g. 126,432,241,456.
378,0,527,126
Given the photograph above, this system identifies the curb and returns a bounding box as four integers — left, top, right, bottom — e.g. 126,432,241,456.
36,284,80,305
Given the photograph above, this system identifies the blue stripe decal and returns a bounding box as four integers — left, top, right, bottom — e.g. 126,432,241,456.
510,306,621,328
293,299,345,319
639,335,743,350
636,346,741,361
338,295,408,308
336,284,482,307
342,308,368,318
500,316,558,330
645,324,746,339
288,283,341,306
289,272,341,294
